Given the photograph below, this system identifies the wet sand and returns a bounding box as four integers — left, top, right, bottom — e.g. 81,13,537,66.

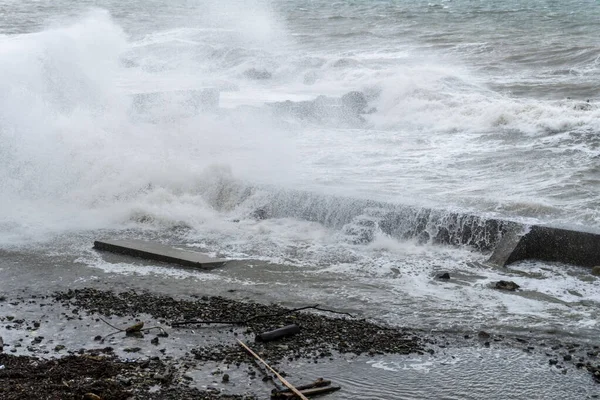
1,285,599,399
0,246,599,399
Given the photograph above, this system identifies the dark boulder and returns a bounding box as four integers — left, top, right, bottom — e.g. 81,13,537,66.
494,280,520,291
251,208,268,220
436,272,450,280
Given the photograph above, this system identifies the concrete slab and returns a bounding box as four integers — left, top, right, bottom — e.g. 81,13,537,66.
488,225,600,268
93,239,227,270
486,227,527,267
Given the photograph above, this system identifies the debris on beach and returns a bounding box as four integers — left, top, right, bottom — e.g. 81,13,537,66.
256,324,301,342
125,321,144,334
97,317,167,343
238,339,309,399
271,378,341,399
238,340,340,399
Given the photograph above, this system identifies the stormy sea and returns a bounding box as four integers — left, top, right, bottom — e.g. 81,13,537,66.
1,1,599,398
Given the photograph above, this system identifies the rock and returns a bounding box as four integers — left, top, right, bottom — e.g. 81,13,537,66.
478,331,491,339
494,280,520,291
252,208,268,220
564,354,572,361
436,272,450,280
243,68,272,80
54,345,66,352
591,266,600,276
340,91,368,115
93,335,102,341
574,101,592,111
123,347,142,353
222,373,230,383
127,331,144,338
151,337,159,345
0,336,3,353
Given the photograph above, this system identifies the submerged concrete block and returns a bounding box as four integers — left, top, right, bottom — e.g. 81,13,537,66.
488,225,600,267
94,239,227,270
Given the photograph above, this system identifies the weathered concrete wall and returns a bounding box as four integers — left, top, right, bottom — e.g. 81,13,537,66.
255,190,520,251
253,189,600,268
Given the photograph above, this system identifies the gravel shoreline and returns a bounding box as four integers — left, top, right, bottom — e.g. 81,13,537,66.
1,288,598,399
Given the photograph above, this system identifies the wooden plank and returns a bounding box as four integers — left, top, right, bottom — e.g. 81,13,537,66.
273,378,331,393
93,239,227,270
272,386,341,399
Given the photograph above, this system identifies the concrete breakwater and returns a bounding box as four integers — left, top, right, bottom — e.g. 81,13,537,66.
245,189,600,268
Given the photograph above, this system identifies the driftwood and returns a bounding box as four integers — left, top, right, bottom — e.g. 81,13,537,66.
172,304,353,327
272,385,341,399
273,378,331,393
99,318,167,343
256,324,300,342
124,321,144,334
237,340,308,400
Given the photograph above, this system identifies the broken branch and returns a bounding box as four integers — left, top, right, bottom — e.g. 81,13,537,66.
98,318,167,343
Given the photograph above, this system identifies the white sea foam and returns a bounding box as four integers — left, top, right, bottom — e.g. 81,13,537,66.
0,3,599,339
